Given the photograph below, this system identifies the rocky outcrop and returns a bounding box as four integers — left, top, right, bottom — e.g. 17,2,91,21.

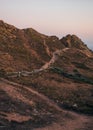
60,34,88,49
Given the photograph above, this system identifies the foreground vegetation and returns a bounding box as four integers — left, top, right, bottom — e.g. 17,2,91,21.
6,67,93,116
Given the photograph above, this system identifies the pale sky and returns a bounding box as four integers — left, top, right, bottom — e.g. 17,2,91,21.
0,0,93,49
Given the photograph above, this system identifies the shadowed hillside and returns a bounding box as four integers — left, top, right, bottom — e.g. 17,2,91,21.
0,20,93,130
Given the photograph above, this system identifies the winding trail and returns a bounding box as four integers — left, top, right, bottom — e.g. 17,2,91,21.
1,48,93,129
34,48,69,71
0,78,62,112
7,47,69,77
43,39,51,57
0,78,93,130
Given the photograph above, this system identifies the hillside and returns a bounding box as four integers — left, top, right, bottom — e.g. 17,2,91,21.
0,20,93,130
0,20,65,72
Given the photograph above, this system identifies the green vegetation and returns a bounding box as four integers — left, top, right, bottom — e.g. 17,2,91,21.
50,67,93,85
0,69,6,77
9,71,93,115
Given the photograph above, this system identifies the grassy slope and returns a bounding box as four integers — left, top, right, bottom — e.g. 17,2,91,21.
0,20,93,116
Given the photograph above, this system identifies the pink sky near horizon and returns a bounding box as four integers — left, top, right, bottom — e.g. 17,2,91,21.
0,0,93,49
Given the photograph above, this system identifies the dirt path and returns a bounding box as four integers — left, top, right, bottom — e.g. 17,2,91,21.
0,78,62,112
1,78,93,130
0,80,34,123
43,40,51,57
40,48,69,70
35,113,93,130
7,48,69,76
0,81,34,106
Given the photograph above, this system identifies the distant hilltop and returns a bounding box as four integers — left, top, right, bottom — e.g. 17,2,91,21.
0,20,92,72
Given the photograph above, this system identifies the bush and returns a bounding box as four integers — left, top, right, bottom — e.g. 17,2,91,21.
50,67,93,85
0,69,6,77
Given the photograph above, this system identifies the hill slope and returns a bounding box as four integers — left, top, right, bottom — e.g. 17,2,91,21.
0,20,93,129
